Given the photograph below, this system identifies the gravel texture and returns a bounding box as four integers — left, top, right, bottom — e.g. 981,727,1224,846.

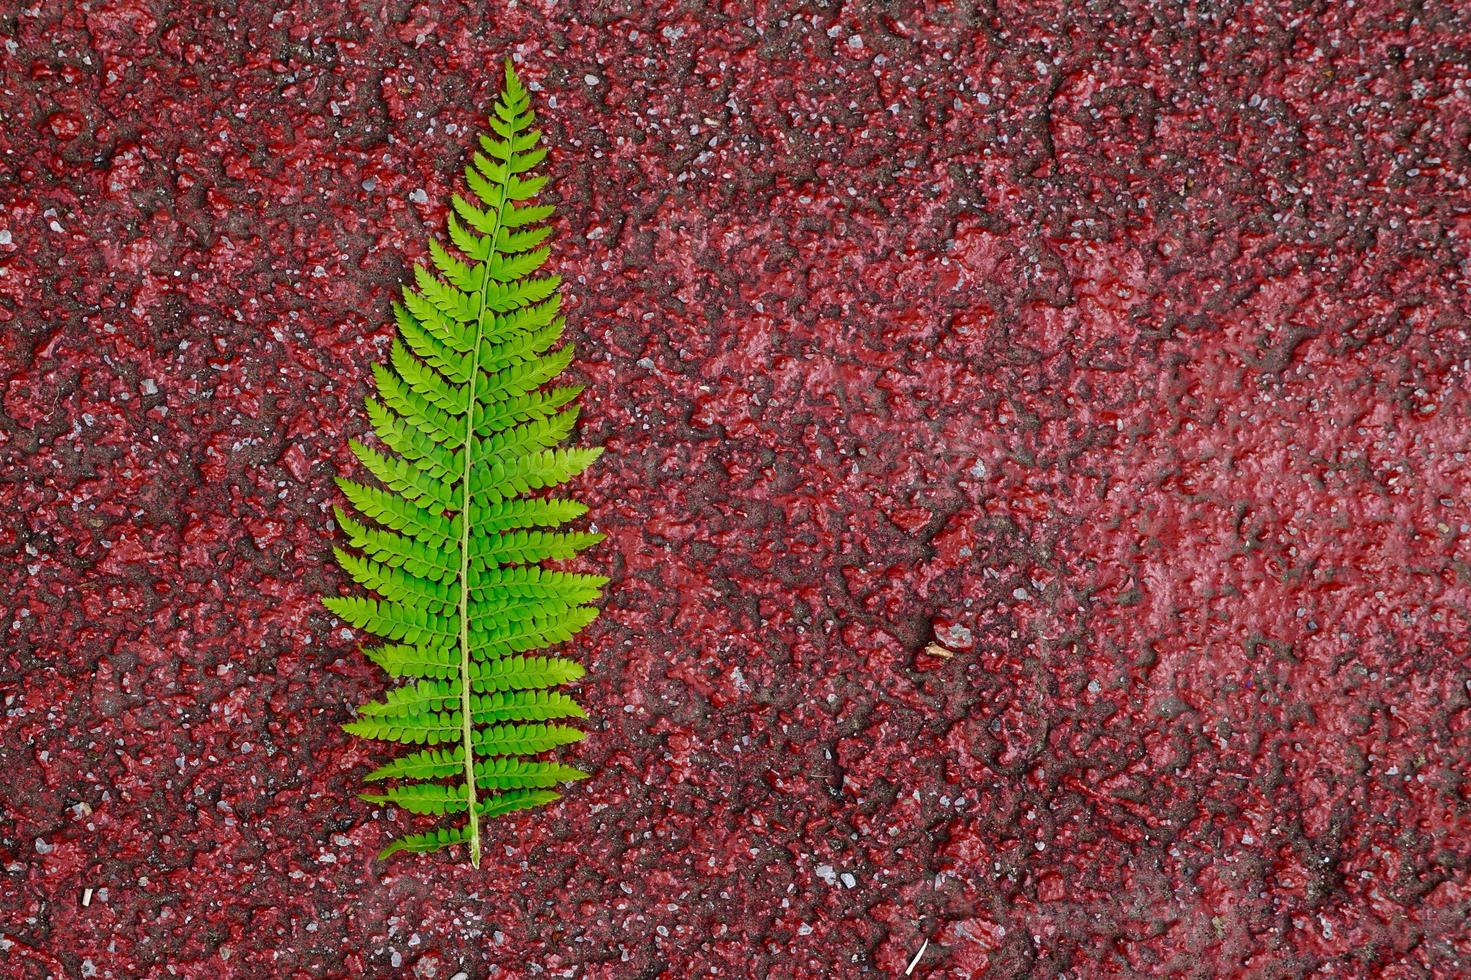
2,1,1470,976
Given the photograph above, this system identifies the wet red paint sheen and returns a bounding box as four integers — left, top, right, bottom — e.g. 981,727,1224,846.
1,1,1469,977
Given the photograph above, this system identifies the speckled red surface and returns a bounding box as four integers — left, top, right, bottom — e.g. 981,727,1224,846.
2,1,1470,976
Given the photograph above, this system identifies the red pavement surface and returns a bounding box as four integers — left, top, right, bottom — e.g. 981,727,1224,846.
3,1,1470,977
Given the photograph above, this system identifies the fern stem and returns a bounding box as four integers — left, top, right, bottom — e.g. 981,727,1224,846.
458,329,483,866
457,104,516,869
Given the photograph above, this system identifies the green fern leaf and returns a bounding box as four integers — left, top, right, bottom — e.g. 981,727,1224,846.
478,346,577,409
476,387,584,442
378,824,470,860
446,212,492,262
475,722,584,757
479,318,566,375
477,788,562,818
400,292,472,355
363,746,464,782
362,782,468,815
478,497,589,533
477,758,587,789
343,710,461,745
472,689,586,722
334,508,460,584
468,565,608,604
472,447,602,504
391,340,468,414
363,643,458,679
474,654,586,691
324,61,604,864
336,478,455,549
371,362,461,445
366,750,586,790
504,203,556,228
482,294,562,346
496,225,553,255
358,678,457,714
467,607,600,660
334,549,458,613
470,529,605,568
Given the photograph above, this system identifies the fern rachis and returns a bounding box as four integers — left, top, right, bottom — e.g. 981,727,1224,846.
323,62,603,864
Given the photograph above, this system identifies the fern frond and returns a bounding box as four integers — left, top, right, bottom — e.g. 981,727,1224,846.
478,316,566,375
477,788,561,818
475,386,584,441
395,294,474,379
350,440,456,510
324,60,604,865
467,606,600,660
336,478,454,549
362,782,468,814
470,529,605,569
471,447,603,505
378,824,469,860
477,758,587,789
363,643,458,679
472,689,586,722
427,239,478,294
400,292,472,355
352,692,583,748
468,565,609,603
391,341,468,414
413,266,478,324
365,400,461,480
482,295,562,348
363,745,464,782
343,710,461,745
365,744,586,791
474,654,586,691
477,497,589,532
323,596,458,646
477,346,577,408
476,408,581,467
334,509,459,583
372,363,461,446
504,203,556,228
447,213,492,262
334,549,459,613
496,224,553,255
475,723,584,757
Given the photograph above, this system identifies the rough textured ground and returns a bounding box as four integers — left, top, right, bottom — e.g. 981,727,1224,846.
2,0,1470,976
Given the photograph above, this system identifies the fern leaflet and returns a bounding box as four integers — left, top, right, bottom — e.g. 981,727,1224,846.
324,61,603,864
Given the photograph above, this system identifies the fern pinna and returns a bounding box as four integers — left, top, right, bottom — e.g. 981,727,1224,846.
323,62,604,865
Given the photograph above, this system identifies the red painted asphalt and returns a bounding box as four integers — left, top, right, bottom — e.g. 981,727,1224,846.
1,2,1468,976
